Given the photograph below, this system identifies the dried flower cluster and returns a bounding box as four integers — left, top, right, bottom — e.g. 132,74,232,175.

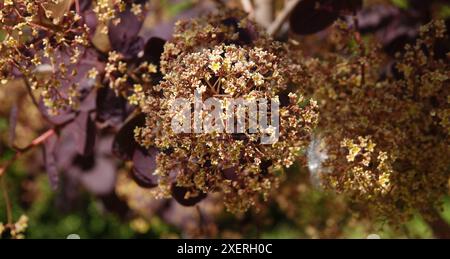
105,49,158,102
0,0,93,114
94,0,150,34
134,11,319,213
0,215,28,239
307,20,450,222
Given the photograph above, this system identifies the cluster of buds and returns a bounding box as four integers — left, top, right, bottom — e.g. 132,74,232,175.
0,215,28,239
307,20,449,222
104,50,158,104
135,11,319,213
0,0,93,114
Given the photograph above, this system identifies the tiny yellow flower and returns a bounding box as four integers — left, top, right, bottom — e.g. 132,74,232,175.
131,4,142,16
209,62,221,73
252,73,264,86
148,64,157,73
134,84,143,92
87,68,99,79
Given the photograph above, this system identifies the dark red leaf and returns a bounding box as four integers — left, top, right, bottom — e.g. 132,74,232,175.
290,0,339,35
356,3,439,56
222,166,238,181
39,100,76,125
56,134,118,198
238,21,259,44
434,20,450,60
334,0,363,14
79,155,117,196
108,9,144,58
78,0,92,11
122,0,148,5
171,184,207,207
96,86,128,126
290,0,363,35
98,192,130,218
221,17,259,45
68,111,96,156
79,89,97,112
131,147,159,188
112,113,146,161
260,160,273,175
143,37,166,65
357,5,400,34
38,48,100,124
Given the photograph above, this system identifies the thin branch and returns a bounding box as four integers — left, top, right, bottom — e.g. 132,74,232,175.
352,13,366,87
74,0,80,13
267,0,301,37
8,104,18,148
21,76,58,128
0,128,55,224
0,128,56,178
23,78,40,111
241,0,254,18
254,0,273,29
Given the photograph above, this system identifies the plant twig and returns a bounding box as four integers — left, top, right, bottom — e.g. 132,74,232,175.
74,0,80,13
267,0,301,37
22,77,56,128
254,0,273,29
0,128,56,178
241,0,254,18
0,128,56,227
352,13,366,87
23,78,40,111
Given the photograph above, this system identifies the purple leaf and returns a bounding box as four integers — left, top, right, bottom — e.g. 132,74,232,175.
171,184,207,207
68,111,96,156
132,147,159,188
356,3,438,56
39,99,76,125
357,5,400,34
222,166,238,181
55,128,79,169
112,113,146,161
79,155,117,196
79,89,97,112
222,17,259,45
334,0,363,14
83,10,98,37
238,21,259,44
143,37,166,65
290,0,362,35
78,0,92,11
290,0,339,35
108,9,144,58
96,86,128,126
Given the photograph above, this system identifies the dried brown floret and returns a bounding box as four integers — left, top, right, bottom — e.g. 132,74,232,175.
307,20,450,222
135,11,319,213
0,0,92,114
